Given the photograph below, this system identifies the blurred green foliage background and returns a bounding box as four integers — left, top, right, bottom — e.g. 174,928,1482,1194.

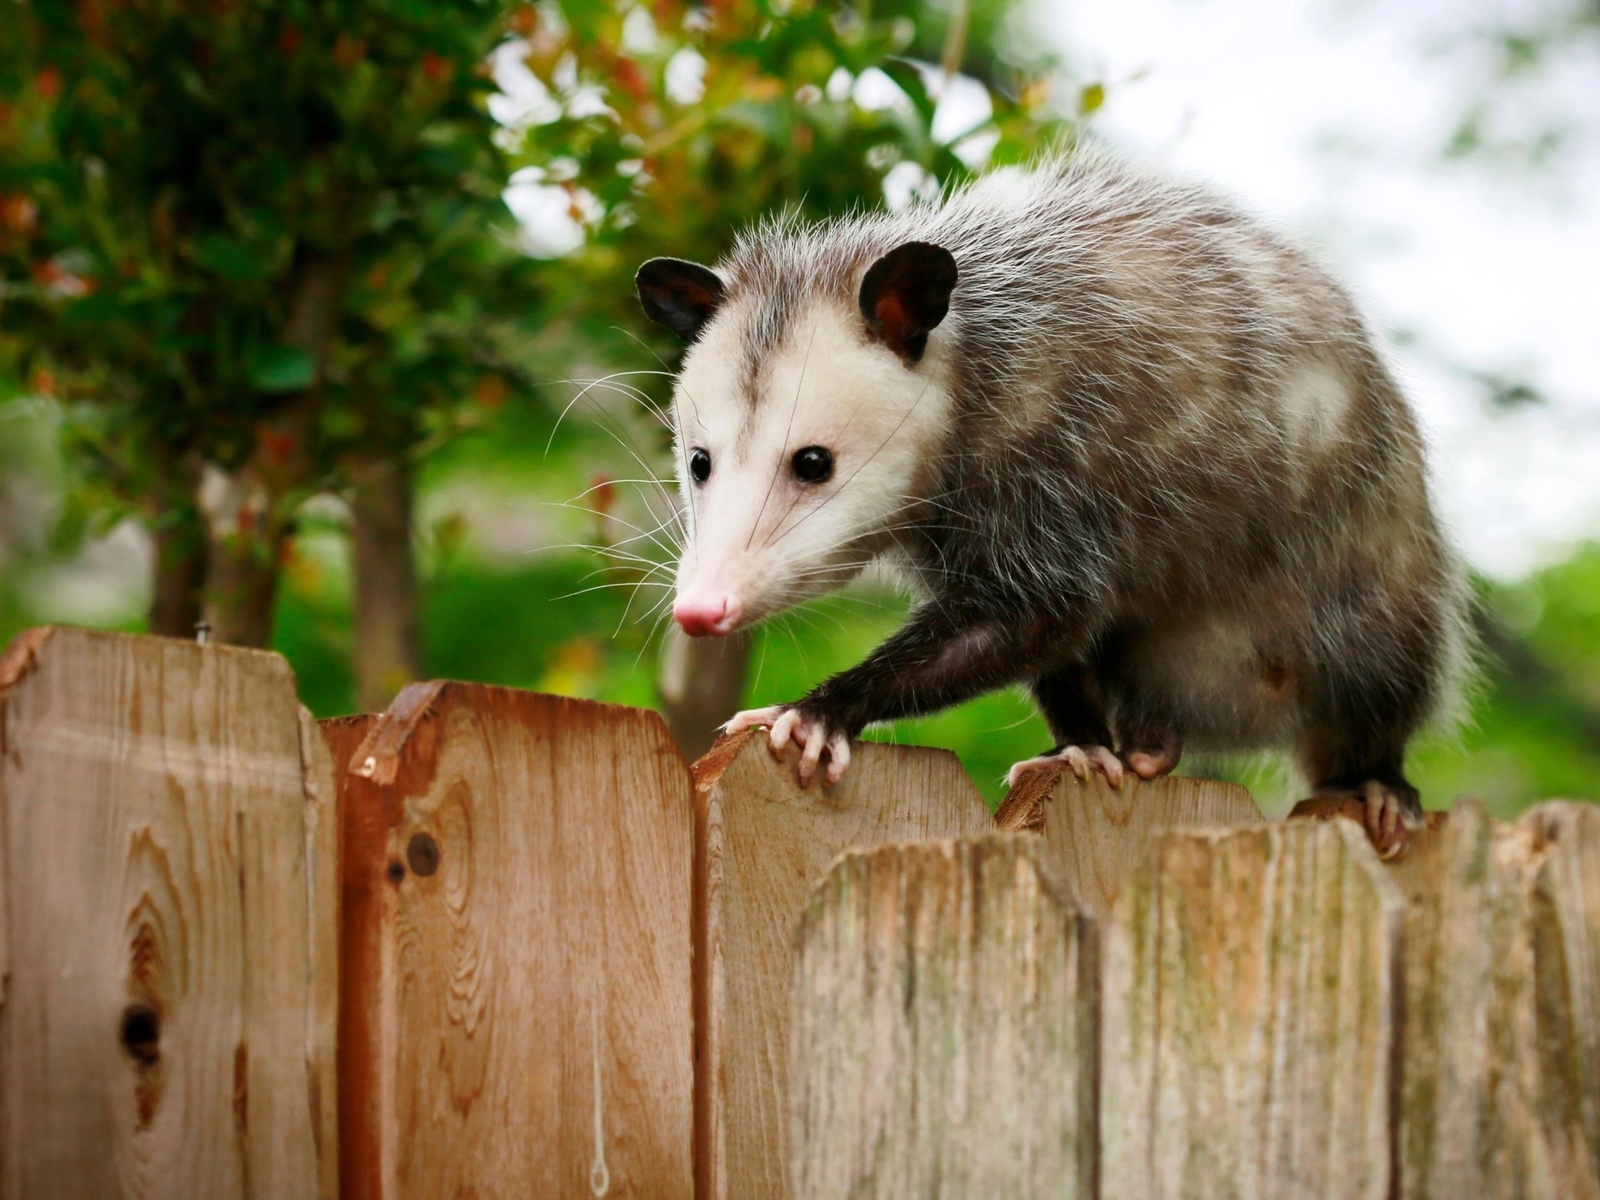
1,0,1595,815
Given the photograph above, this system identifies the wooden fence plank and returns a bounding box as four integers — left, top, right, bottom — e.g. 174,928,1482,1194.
693,730,995,1200
1100,819,1403,1200
1526,802,1600,1197
1394,798,1600,1200
790,834,1094,1200
1396,800,1544,1199
996,765,1262,917
0,626,338,1200
318,713,378,1199
330,682,694,1200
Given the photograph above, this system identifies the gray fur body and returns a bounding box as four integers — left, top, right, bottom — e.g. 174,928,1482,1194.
643,149,1470,820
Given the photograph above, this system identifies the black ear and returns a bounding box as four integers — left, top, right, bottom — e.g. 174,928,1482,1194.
636,257,726,342
858,241,958,364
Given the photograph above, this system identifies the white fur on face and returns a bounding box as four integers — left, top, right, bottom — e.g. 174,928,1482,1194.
671,297,954,627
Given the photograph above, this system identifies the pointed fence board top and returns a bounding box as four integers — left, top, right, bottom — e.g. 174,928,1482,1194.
996,765,1263,916
790,833,1094,1200
1397,799,1600,1199
328,681,695,1200
0,626,338,1200
1099,818,1404,1200
693,730,995,1200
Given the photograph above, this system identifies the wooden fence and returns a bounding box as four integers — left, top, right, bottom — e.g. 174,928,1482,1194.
0,626,1596,1199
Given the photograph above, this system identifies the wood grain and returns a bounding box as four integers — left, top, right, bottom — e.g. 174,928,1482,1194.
0,626,338,1200
1100,819,1403,1200
1395,799,1544,1199
329,682,694,1200
1524,801,1600,1197
790,834,1093,1200
1392,798,1600,1199
996,765,1262,917
318,713,378,1200
693,730,994,1200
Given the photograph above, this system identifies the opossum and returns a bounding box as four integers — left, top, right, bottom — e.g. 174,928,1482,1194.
635,148,1469,855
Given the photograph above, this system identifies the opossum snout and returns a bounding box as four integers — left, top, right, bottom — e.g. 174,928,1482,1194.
673,589,742,637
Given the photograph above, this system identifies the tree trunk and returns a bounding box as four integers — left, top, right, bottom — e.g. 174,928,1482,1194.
351,458,422,713
657,625,750,762
202,524,284,648
190,254,349,650
199,467,284,648
147,496,209,639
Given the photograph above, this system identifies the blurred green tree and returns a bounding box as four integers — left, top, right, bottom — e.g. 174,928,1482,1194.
0,0,1065,722
0,0,537,710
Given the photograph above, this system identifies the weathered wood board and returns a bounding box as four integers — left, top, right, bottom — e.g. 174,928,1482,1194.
1396,799,1600,1200
693,730,995,1200
1525,801,1600,1197
1100,818,1403,1200
790,834,1093,1200
318,711,377,1200
996,765,1263,916
0,626,338,1200
329,681,694,1200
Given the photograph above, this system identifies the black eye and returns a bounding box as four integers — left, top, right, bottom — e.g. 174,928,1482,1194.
790,445,834,484
689,448,711,483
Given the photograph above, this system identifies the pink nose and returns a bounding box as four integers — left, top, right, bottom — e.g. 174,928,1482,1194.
673,592,742,637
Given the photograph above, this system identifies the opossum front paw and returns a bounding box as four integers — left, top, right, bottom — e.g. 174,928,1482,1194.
722,705,853,787
1006,744,1124,789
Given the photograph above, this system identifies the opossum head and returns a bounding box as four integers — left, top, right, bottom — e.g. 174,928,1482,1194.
637,242,958,637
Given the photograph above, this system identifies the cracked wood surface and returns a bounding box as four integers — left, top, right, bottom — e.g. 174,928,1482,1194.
692,731,995,1200
327,682,694,1200
1397,799,1600,1199
0,627,337,1200
1099,819,1404,1200
790,834,1094,1200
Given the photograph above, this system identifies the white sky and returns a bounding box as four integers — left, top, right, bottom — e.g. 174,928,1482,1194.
1043,0,1600,578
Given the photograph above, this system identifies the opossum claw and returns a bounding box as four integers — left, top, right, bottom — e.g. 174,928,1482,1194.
1006,744,1124,789
722,705,789,737
723,704,852,786
823,734,851,785
768,708,804,756
1362,780,1423,861
791,711,851,787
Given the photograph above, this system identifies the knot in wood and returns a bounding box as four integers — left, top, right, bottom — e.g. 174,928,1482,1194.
406,832,440,877
120,1003,161,1066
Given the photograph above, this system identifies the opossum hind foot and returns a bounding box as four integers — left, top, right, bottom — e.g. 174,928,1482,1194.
1007,744,1125,789
1313,779,1425,861
1115,728,1183,780
723,704,852,787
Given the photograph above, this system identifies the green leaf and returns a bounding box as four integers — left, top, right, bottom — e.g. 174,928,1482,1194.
1078,82,1105,117
247,346,314,393
190,234,267,283
881,58,935,123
